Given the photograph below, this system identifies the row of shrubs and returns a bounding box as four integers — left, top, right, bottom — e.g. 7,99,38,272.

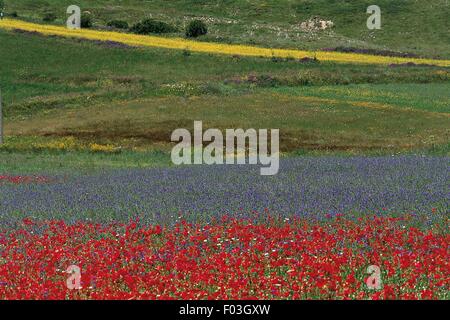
110,18,208,38
131,19,208,38
40,11,208,38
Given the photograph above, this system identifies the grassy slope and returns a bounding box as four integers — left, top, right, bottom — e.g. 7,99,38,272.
6,90,449,150
1,28,448,117
0,27,448,159
0,2,449,172
3,0,450,59
277,83,450,113
0,150,171,174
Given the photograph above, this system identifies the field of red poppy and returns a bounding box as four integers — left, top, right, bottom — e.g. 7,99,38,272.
1,215,448,300
0,174,53,184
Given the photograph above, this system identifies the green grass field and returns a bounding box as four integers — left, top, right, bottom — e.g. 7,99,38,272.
0,0,449,172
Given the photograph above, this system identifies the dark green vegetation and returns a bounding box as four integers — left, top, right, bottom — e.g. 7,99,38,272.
106,19,128,29
130,18,177,35
80,13,93,28
186,19,208,38
2,0,450,58
42,11,57,22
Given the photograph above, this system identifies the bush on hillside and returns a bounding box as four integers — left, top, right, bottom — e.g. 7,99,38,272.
81,14,93,28
43,12,57,22
130,19,177,34
185,20,208,38
107,20,129,29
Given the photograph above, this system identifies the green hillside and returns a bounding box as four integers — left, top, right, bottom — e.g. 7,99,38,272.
2,0,450,58
0,0,449,171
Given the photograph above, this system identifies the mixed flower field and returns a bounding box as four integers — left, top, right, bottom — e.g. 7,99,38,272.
0,157,448,299
0,156,448,225
0,0,449,301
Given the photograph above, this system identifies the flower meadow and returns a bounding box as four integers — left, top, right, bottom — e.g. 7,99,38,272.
0,215,448,300
0,156,447,225
0,156,448,300
1,18,450,67
1,4,448,303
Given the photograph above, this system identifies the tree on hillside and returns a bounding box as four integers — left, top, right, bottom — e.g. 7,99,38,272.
0,0,4,17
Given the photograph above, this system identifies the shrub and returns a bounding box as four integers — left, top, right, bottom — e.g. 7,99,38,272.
182,48,191,57
130,19,176,35
43,12,57,22
106,20,129,29
185,20,207,38
10,11,18,17
80,14,93,28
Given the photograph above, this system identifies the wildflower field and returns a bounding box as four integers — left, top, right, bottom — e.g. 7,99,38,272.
0,0,449,302
0,157,448,299
1,215,448,300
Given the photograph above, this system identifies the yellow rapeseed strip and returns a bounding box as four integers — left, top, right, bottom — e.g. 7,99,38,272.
1,18,450,67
